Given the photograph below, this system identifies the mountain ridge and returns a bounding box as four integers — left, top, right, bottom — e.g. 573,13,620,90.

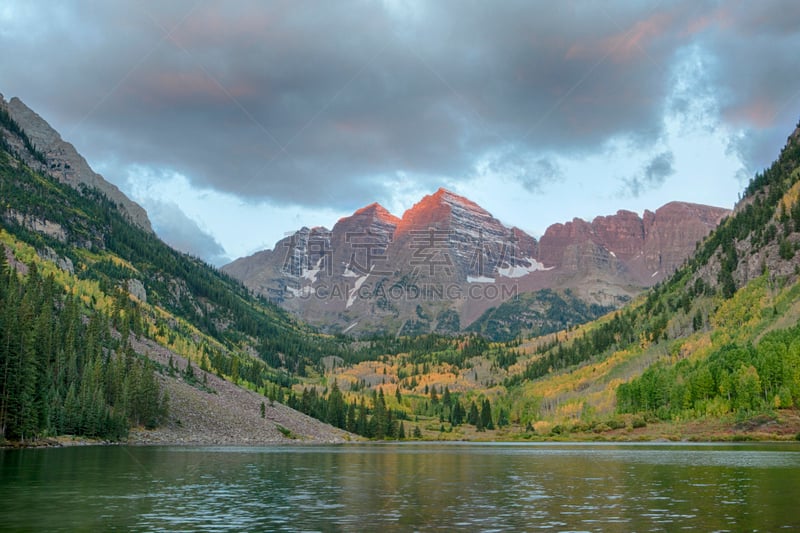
4,90,800,444
223,189,728,336
0,95,352,444
0,94,152,232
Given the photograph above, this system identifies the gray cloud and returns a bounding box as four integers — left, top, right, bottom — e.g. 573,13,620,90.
645,151,675,184
143,200,229,266
622,151,675,197
689,2,800,173
1,0,799,213
524,158,565,193
486,151,563,192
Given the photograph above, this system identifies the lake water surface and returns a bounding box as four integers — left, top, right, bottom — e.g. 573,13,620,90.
2,442,799,531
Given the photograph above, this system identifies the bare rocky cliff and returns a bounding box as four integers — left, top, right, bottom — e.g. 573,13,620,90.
642,201,731,274
539,202,730,284
223,189,729,335
1,94,152,232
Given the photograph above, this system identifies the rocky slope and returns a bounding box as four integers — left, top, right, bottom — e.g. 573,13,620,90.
223,188,729,335
0,94,152,232
1,95,352,446
128,337,352,445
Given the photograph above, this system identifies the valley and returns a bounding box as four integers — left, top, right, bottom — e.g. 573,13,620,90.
4,4,800,531
2,94,800,446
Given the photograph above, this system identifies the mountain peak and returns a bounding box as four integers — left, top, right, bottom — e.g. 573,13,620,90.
335,202,401,231
431,187,482,208
1,95,153,232
351,202,401,225
396,187,493,233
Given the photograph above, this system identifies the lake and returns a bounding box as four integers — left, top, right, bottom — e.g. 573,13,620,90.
2,442,799,531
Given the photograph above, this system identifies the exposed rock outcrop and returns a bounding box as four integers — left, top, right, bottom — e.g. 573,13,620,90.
1,94,152,232
128,336,351,445
37,246,74,274
223,189,729,335
643,201,731,274
539,202,730,284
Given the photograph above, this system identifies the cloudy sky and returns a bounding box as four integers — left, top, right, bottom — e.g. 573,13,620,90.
2,1,800,265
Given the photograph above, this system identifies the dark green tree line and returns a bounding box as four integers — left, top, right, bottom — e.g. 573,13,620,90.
0,255,167,442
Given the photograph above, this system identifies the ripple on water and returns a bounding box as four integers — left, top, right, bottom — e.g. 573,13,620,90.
3,444,800,532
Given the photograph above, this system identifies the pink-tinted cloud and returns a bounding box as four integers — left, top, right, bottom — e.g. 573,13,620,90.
169,4,280,48
682,5,733,37
129,70,256,106
566,11,674,63
724,99,779,129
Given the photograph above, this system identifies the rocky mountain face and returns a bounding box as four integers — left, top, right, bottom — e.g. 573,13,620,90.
692,122,800,297
538,202,731,283
223,188,729,336
0,94,152,232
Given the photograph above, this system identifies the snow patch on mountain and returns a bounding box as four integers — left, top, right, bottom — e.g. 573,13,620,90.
346,267,372,308
467,275,495,283
302,257,325,282
496,259,552,278
287,285,315,298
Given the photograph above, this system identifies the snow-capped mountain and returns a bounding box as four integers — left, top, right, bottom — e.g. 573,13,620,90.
223,188,728,336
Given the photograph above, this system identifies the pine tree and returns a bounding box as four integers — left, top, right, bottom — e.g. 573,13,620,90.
467,401,479,426
346,401,357,433
442,386,451,407
450,401,464,426
692,310,704,332
326,381,346,429
496,408,509,428
481,398,494,430
184,360,195,382
369,389,388,439
356,397,368,436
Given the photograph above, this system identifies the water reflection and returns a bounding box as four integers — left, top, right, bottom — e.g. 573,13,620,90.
1,443,799,532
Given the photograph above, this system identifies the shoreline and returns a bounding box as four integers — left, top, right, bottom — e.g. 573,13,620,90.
4,429,799,449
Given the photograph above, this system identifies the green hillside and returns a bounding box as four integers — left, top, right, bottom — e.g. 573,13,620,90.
295,120,800,441
466,289,615,342
4,92,800,443
610,123,800,425
0,106,355,442
0,253,166,441
503,120,800,437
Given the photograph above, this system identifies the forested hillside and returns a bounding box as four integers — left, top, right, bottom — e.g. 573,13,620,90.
466,289,615,342
4,91,800,443
0,254,165,441
0,101,353,443
0,151,345,376
292,120,800,441
611,122,800,424
512,120,800,436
